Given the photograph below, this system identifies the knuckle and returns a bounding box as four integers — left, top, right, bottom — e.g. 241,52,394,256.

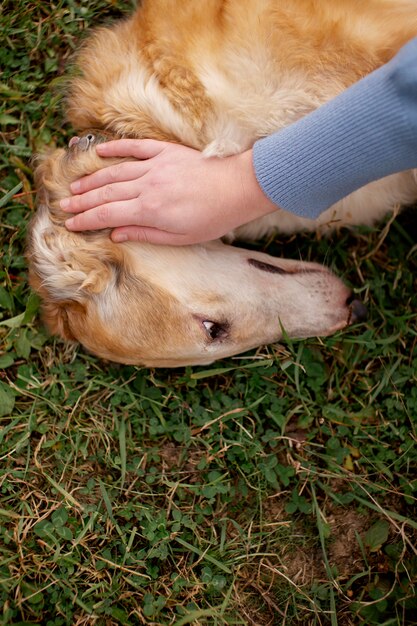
136,228,150,243
131,194,142,213
140,189,158,211
101,185,113,202
149,170,163,186
96,205,110,224
108,164,122,181
133,199,151,224
136,196,150,215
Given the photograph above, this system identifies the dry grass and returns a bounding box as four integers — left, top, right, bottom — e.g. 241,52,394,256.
1,1,416,624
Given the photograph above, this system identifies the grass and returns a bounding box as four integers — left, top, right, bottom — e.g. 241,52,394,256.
1,1,416,624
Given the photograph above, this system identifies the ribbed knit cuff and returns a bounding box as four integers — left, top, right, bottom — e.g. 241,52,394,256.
253,37,417,219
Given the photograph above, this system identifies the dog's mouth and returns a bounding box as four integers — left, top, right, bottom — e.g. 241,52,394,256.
248,256,367,323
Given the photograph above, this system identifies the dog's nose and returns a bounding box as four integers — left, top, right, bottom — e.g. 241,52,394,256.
347,296,367,323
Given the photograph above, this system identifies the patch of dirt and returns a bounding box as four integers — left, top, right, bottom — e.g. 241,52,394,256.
263,497,325,583
327,508,369,577
262,497,370,583
284,544,325,583
158,441,185,470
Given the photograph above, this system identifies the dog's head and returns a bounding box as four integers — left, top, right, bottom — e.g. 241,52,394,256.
29,133,215,366
28,133,365,367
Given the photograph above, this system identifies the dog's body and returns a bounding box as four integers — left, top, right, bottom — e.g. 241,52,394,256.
29,0,417,366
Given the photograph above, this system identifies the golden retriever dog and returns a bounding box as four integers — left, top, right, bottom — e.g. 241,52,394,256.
28,0,417,367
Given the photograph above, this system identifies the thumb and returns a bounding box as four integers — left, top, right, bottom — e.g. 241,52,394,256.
111,226,192,246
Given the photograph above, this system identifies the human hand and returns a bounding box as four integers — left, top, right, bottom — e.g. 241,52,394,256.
62,139,278,245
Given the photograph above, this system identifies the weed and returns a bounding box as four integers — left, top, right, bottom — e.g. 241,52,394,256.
1,1,416,624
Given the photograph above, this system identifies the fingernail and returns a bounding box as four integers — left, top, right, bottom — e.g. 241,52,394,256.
60,198,70,209
65,218,74,229
112,233,128,243
70,180,81,193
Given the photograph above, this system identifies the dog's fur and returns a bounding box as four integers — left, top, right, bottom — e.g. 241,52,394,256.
28,0,417,366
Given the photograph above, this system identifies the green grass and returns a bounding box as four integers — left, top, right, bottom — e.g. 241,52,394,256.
1,1,416,624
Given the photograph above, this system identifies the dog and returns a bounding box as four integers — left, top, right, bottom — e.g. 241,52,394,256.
28,0,417,367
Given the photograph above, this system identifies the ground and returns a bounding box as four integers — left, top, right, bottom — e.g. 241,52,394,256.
0,1,416,624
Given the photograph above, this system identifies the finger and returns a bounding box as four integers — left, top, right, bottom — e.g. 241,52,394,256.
63,179,141,214
96,138,169,160
70,160,148,195
65,199,145,232
111,225,191,246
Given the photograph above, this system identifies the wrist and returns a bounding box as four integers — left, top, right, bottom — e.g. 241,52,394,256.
232,149,280,223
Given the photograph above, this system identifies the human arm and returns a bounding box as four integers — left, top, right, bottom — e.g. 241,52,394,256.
253,36,417,218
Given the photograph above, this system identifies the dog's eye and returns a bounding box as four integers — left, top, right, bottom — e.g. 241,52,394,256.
202,320,229,341
86,133,95,144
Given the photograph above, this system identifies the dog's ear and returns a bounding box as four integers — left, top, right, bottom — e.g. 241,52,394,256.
27,204,129,345
28,214,118,299
33,150,71,223
29,146,130,343
28,267,86,341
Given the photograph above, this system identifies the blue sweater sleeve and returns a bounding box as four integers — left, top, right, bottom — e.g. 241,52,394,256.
253,37,417,219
